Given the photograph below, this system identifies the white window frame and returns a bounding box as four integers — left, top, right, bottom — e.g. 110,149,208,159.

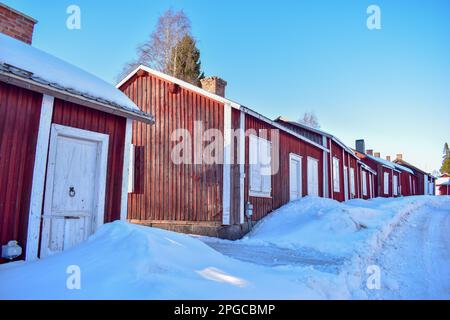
384,172,390,195
349,167,355,196
332,157,340,192
362,171,368,196
249,134,272,198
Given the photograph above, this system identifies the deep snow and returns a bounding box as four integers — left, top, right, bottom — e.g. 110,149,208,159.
1,196,449,299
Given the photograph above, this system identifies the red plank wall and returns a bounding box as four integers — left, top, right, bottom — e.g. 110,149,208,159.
52,99,126,222
0,83,42,262
121,73,225,223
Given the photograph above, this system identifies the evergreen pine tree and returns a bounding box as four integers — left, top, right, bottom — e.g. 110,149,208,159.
441,156,450,174
443,142,450,159
168,34,204,85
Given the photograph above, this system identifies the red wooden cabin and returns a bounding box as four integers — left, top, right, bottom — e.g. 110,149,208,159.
393,155,435,195
436,174,450,196
0,5,153,263
118,66,333,239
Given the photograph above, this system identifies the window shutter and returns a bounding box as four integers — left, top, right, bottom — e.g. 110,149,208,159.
249,135,261,192
260,139,272,194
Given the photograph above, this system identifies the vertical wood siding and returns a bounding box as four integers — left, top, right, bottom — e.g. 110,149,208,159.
122,74,224,223
0,83,42,262
52,99,126,222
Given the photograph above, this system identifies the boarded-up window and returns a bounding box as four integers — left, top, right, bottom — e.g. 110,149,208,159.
384,172,390,195
349,167,355,196
333,157,340,192
393,175,398,196
362,171,368,196
249,135,272,197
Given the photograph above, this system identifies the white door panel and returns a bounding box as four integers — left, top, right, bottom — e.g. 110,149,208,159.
40,125,109,258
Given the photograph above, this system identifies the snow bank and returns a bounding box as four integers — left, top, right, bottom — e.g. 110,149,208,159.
0,221,324,300
244,196,440,258
0,33,139,112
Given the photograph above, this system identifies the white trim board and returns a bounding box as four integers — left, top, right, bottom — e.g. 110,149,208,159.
222,103,232,225
239,111,246,224
121,118,133,221
25,94,54,261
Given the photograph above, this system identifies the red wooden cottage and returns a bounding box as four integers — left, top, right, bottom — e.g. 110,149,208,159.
393,155,435,195
118,66,336,239
436,174,450,196
354,140,416,197
274,117,376,202
0,5,153,263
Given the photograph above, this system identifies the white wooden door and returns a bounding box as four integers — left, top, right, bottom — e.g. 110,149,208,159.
40,125,109,258
289,154,302,201
307,157,319,196
343,166,349,201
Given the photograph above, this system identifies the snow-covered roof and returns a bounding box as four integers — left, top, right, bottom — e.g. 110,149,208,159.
436,177,450,186
392,162,414,174
365,155,414,174
0,33,153,122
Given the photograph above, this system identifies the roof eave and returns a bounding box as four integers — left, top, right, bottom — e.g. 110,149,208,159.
0,70,154,124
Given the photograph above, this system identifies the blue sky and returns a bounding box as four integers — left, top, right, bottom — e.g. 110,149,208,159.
5,0,450,173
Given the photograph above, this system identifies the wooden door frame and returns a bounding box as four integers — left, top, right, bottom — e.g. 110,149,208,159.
289,153,302,201
39,124,109,258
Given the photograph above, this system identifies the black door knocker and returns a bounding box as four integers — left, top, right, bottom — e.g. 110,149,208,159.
69,186,76,198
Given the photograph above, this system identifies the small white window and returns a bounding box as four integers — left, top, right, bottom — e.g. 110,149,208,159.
333,157,340,192
249,135,272,197
349,167,355,195
362,171,367,196
384,172,390,195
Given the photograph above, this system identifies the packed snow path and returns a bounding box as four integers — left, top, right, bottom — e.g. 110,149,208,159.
366,203,450,299
202,240,345,274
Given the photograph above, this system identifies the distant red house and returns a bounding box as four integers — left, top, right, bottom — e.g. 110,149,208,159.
353,140,416,197
393,155,435,195
0,4,153,263
436,174,450,196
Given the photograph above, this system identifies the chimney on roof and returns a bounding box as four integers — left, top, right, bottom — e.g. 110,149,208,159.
396,154,403,160
374,152,381,158
355,139,365,154
366,149,373,156
0,3,37,44
200,77,227,97
386,155,391,162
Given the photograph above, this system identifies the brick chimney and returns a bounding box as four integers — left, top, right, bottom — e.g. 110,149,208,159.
374,152,380,158
366,149,373,156
200,77,227,97
386,155,391,161
396,154,403,160
0,3,37,44
355,139,365,154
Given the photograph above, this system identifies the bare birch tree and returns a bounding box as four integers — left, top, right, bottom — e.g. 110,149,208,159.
298,112,320,129
117,9,191,81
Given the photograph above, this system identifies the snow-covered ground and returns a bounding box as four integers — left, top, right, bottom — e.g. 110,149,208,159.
1,196,449,299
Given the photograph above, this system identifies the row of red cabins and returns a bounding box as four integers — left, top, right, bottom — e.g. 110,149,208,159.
0,4,437,263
